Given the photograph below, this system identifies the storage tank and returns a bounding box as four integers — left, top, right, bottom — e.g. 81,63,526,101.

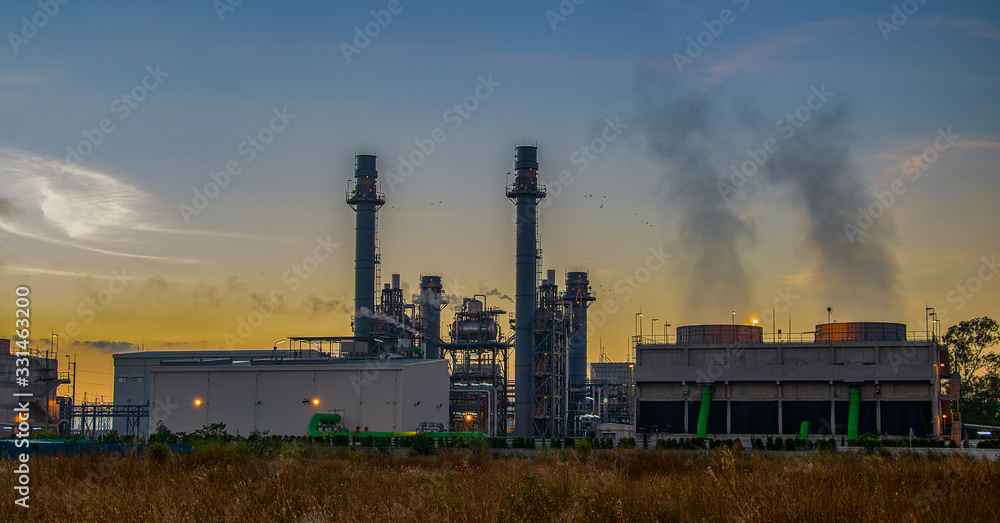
675,324,764,344
814,322,907,342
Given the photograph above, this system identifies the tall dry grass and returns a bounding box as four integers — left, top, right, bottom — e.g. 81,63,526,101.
2,449,998,522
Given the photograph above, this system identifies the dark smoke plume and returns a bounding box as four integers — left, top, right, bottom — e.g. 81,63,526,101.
761,102,900,313
637,75,757,318
636,71,900,319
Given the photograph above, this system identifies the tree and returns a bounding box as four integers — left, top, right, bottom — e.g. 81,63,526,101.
962,371,1000,426
944,316,999,382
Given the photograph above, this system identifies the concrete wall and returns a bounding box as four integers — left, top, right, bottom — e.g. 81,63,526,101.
112,349,325,436
148,359,448,436
635,340,944,438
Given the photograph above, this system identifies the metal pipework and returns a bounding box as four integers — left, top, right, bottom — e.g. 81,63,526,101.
564,271,595,386
506,145,546,437
848,385,861,441
346,154,386,338
697,386,712,438
418,275,445,359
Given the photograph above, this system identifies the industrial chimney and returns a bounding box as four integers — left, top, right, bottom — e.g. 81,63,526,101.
417,275,446,359
563,271,595,386
346,154,386,340
507,145,546,437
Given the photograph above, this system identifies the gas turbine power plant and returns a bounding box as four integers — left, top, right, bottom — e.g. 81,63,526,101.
105,145,613,440
93,144,961,446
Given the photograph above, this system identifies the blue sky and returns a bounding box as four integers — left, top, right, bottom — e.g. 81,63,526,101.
2,0,999,398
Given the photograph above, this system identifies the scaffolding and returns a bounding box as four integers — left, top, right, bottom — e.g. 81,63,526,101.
70,402,149,438
531,279,570,438
442,296,512,435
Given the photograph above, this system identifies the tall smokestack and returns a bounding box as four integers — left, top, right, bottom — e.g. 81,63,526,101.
346,154,386,339
564,271,595,386
417,275,445,359
507,145,546,437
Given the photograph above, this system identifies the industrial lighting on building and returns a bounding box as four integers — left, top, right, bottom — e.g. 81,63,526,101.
752,319,759,326
193,398,202,407
312,398,321,406
465,414,473,422
731,311,735,325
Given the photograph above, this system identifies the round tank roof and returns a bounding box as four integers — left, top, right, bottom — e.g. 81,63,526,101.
814,322,907,342
676,324,764,344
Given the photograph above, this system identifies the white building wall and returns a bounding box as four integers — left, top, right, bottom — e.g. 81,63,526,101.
149,360,448,436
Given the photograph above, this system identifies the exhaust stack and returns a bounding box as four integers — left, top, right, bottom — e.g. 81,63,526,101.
506,145,546,437
564,271,595,386
346,154,386,339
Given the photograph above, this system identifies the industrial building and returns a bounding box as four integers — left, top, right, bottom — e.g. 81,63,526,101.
148,358,447,436
94,145,964,446
106,145,598,439
0,338,68,434
113,348,325,436
634,322,960,440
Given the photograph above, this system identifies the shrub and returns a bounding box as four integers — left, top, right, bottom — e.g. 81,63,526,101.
145,441,172,463
574,438,592,455
410,434,435,456
512,437,536,449
99,430,121,444
563,437,575,449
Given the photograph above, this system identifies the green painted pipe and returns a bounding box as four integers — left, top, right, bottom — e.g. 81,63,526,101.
848,385,860,441
799,420,810,441
696,386,712,438
422,431,486,439
306,413,342,437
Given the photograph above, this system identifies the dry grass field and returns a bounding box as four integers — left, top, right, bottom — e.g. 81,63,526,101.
3,447,999,522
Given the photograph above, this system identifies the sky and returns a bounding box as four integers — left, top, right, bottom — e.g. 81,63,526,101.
2,0,999,401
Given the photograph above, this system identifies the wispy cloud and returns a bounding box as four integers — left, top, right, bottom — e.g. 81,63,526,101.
0,146,197,262
704,17,871,82
917,17,1000,40
71,340,139,355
